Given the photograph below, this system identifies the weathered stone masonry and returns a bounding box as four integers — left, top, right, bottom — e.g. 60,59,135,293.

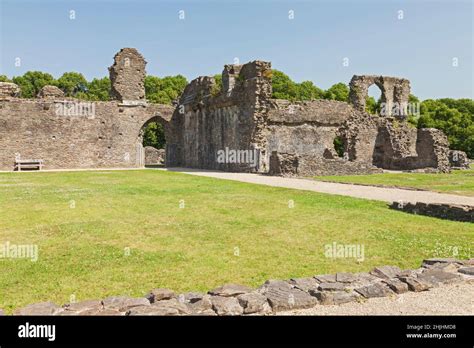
170,61,459,175
5,258,474,316
0,48,174,171
0,47,465,174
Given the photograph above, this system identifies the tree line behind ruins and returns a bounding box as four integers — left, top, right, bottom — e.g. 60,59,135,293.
0,70,472,158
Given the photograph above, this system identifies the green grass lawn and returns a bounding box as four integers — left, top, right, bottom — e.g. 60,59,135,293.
0,170,472,312
315,166,474,197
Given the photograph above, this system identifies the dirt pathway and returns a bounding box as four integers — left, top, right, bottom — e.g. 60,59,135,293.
163,168,474,207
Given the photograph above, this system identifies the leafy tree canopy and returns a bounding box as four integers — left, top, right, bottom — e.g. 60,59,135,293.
12,71,56,98
57,72,88,97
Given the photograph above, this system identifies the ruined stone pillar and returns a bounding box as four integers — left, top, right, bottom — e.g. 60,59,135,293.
222,64,243,93
109,48,146,103
348,75,372,112
393,79,411,118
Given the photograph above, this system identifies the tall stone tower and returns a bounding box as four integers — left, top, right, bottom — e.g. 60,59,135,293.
109,48,146,103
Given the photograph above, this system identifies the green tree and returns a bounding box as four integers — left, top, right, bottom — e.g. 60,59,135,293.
211,74,223,96
324,83,349,102
271,70,298,100
145,75,187,104
0,75,11,82
365,96,378,114
12,71,56,98
418,99,474,158
86,77,111,101
143,122,166,149
296,81,325,100
57,72,88,96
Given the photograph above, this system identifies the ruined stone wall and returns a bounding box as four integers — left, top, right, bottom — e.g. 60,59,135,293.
346,75,451,173
264,99,383,175
449,150,470,169
390,202,473,223
109,48,146,103
0,97,173,170
167,61,272,172
265,99,353,157
0,48,175,171
349,75,410,118
0,49,455,175
144,146,165,165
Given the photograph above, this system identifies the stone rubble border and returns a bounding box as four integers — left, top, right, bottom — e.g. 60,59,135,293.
389,201,474,223
3,258,474,316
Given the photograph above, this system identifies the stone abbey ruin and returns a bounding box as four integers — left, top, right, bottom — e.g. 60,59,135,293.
0,48,468,174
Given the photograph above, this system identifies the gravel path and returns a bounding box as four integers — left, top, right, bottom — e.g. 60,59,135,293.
278,281,474,315
163,168,474,206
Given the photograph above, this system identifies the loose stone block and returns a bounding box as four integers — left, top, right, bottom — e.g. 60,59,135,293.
335,272,359,283
398,277,432,292
383,279,409,294
145,288,175,303
208,284,253,297
187,295,213,314
458,267,474,276
314,274,337,283
370,265,402,280
355,283,393,298
14,302,63,316
289,277,320,292
210,296,244,316
417,269,462,286
129,298,190,316
310,290,360,305
63,300,103,314
102,296,150,311
260,280,318,311
318,282,348,292
237,292,271,314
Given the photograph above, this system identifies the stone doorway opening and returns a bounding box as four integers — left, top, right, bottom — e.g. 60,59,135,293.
366,84,382,115
139,116,167,167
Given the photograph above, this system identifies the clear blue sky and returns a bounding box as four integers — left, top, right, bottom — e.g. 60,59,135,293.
0,0,472,99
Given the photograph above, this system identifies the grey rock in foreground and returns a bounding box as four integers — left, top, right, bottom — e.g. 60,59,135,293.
260,280,317,311
63,300,103,314
422,258,462,267
310,290,360,305
210,296,244,316
336,272,358,283
237,292,271,314
318,282,348,292
458,267,474,276
417,269,462,286
398,277,432,292
102,296,150,311
129,299,190,316
14,302,63,316
355,283,393,298
289,277,320,292
370,265,402,280
208,284,252,297
146,288,175,303
383,278,409,294
187,295,213,314
7,258,474,316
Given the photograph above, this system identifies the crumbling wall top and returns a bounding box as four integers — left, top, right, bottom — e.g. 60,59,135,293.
109,47,146,103
349,75,410,118
37,85,64,99
0,82,21,98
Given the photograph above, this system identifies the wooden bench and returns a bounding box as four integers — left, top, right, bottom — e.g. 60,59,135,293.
15,159,44,171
